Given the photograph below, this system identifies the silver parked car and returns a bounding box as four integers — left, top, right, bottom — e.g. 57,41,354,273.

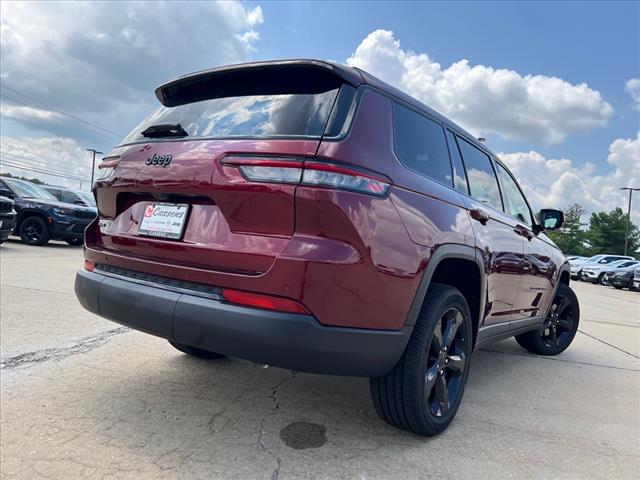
570,254,635,280
583,260,640,284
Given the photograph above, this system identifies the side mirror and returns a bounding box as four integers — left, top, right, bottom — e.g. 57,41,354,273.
538,209,564,231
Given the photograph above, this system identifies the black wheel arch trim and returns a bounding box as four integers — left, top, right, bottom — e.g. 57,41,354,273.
404,244,487,337
15,209,50,229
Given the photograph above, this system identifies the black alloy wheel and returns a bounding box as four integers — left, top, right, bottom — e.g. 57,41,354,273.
424,307,467,417
516,283,580,355
370,283,472,436
19,216,50,246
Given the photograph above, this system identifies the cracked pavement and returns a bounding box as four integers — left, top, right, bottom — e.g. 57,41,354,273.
1,240,639,479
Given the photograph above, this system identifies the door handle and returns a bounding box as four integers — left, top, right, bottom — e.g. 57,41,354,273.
514,225,534,240
470,207,490,225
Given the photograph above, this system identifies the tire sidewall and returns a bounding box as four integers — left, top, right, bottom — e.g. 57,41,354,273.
520,283,580,356
19,216,49,246
406,287,473,433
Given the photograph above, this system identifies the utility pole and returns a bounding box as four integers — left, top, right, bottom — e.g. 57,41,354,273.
620,187,640,256
86,149,103,188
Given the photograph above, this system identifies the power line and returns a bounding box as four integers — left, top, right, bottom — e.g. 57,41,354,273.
0,158,90,182
0,151,90,175
0,162,90,182
1,85,124,139
0,158,90,181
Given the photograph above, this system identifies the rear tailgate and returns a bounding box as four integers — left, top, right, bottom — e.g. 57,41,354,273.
93,139,318,275
89,61,361,277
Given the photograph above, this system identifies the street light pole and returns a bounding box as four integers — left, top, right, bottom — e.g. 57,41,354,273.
86,149,103,189
620,187,640,256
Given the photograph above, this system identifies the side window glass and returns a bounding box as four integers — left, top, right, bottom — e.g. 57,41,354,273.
445,130,469,195
456,137,502,210
392,103,453,186
495,162,533,225
60,191,77,204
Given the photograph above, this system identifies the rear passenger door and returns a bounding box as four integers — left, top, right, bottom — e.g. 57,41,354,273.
452,134,525,329
494,160,553,319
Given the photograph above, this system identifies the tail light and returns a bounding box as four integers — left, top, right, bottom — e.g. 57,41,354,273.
222,288,310,314
84,260,95,271
222,156,391,197
96,158,120,181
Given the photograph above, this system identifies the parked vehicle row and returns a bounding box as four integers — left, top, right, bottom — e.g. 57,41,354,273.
567,254,639,291
0,178,96,246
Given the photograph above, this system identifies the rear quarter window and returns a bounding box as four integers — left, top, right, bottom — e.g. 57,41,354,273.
392,103,453,187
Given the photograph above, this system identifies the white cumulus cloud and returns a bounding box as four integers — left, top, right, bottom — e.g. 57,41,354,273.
346,30,614,145
500,132,640,224
625,78,640,110
0,1,264,142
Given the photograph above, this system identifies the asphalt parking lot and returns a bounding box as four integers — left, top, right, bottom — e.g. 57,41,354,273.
1,240,639,479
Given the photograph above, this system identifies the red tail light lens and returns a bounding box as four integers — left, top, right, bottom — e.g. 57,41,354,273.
222,288,310,314
302,161,390,196
222,156,391,197
84,260,95,271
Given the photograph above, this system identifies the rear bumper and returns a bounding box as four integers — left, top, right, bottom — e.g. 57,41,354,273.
75,269,411,377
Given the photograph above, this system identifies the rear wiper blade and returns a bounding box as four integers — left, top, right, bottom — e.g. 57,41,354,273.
141,123,188,138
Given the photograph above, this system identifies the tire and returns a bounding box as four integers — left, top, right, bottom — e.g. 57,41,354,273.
168,340,226,359
595,273,605,285
18,216,50,246
515,283,580,356
66,237,84,246
613,285,623,290
370,283,473,436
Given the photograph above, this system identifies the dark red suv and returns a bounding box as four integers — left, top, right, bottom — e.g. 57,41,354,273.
75,60,580,436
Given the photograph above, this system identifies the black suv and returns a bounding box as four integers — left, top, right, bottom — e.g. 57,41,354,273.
44,186,96,208
0,190,16,244
0,178,97,246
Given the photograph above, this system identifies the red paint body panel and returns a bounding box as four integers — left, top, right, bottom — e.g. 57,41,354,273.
85,80,565,335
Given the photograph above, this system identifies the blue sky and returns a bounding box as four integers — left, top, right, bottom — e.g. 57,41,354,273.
0,1,638,220
256,1,638,172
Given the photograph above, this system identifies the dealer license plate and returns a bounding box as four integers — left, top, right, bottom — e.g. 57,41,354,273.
138,203,189,240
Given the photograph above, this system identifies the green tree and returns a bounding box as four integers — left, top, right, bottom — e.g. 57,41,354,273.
586,207,640,257
546,203,588,255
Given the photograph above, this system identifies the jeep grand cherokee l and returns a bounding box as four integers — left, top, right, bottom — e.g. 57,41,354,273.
75,60,579,436
1,178,96,246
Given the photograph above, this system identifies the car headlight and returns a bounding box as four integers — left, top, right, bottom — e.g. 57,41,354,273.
52,208,75,216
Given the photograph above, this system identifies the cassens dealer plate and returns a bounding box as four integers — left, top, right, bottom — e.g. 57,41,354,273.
138,203,189,240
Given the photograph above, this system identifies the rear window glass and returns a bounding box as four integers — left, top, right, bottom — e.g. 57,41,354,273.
121,90,339,145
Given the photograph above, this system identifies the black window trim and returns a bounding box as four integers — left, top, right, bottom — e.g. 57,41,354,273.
455,134,505,213
444,127,470,196
493,157,536,228
390,100,456,190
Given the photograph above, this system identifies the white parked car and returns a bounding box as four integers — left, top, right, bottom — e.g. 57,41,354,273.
581,260,640,284
570,254,635,280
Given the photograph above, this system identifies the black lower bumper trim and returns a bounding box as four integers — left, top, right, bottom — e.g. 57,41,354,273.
75,269,411,377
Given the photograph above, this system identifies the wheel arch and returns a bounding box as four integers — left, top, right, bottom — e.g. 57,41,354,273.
405,244,486,347
16,209,50,230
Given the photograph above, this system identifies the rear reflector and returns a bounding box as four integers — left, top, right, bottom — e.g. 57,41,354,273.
222,156,391,196
222,288,310,314
84,260,95,271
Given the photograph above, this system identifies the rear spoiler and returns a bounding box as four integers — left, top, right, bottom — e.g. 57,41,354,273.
154,59,364,108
